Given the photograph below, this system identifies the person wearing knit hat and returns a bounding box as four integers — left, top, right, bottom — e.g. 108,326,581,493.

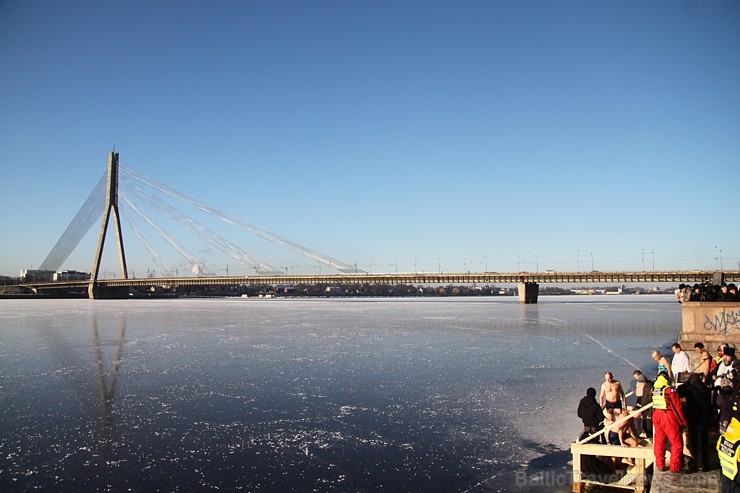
718,346,739,387
651,372,687,473
729,284,738,301
717,346,740,434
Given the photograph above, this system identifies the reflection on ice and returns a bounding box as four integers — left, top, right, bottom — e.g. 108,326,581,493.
91,314,125,447
0,296,680,492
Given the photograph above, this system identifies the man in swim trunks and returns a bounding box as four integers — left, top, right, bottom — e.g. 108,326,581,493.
600,371,627,420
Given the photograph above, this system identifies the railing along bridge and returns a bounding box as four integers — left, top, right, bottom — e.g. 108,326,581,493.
25,270,740,299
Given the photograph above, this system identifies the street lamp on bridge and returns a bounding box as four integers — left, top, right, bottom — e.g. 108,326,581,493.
715,246,718,271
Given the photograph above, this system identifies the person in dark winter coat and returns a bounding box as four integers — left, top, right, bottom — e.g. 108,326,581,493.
678,373,713,471
578,387,604,443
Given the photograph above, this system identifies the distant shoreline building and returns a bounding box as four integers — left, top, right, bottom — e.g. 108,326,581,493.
53,270,91,282
20,270,91,283
19,270,55,283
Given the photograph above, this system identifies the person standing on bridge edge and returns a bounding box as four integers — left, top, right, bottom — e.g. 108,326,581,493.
676,284,691,303
652,372,687,473
729,284,739,302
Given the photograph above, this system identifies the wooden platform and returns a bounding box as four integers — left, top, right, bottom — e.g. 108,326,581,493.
571,442,654,492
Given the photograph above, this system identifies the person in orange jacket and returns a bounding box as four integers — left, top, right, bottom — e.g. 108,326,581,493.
652,372,687,472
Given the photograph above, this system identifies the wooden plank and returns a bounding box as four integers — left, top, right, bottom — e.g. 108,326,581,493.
635,457,646,493
571,443,654,460
571,450,582,493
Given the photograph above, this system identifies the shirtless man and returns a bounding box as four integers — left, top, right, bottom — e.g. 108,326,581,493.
604,413,644,466
694,342,712,382
600,371,627,420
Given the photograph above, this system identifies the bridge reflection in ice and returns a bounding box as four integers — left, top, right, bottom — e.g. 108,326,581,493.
0,309,129,491
91,314,125,457
0,297,680,492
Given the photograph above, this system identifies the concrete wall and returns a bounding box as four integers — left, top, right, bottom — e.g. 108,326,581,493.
680,302,740,346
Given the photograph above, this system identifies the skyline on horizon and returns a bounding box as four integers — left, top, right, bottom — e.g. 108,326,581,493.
1,1,739,278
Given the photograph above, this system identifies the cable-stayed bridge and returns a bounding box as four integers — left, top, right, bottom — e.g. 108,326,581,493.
39,153,363,279
24,152,740,302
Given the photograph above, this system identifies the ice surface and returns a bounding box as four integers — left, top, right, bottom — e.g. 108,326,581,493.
0,296,680,492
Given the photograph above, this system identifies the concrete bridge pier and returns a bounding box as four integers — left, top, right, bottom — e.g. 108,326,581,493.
713,271,725,286
679,301,740,347
88,283,130,300
518,282,539,304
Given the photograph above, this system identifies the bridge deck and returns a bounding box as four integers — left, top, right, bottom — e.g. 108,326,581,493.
25,270,740,291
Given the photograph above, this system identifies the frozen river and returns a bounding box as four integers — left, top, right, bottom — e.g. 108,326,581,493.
0,295,680,492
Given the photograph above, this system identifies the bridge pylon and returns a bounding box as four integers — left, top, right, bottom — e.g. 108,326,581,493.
88,151,129,299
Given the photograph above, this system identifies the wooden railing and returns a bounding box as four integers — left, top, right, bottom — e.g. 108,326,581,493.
571,401,655,493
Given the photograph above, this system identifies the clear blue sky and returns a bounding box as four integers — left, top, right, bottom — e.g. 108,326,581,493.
1,0,739,277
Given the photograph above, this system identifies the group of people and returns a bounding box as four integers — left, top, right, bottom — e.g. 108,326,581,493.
577,340,740,486
677,282,739,302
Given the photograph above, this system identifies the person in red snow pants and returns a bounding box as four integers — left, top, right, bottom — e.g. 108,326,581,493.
652,372,687,473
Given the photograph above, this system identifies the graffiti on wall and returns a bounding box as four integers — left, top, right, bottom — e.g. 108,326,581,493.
704,310,740,333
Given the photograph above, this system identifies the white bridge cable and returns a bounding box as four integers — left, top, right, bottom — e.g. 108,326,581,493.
120,165,365,274
39,173,107,271
121,180,284,276
120,207,173,278
120,196,216,277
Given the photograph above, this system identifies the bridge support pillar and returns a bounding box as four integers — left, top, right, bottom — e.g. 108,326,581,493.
88,283,130,300
713,271,725,286
89,151,128,300
518,282,539,304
